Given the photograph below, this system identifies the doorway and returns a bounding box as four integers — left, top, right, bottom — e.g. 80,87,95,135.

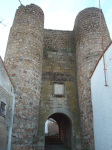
45,113,71,150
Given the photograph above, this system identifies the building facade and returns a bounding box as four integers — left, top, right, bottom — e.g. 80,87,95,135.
3,3,111,150
91,42,112,150
0,56,15,150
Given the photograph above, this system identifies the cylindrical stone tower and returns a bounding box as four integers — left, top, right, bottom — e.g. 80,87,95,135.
4,4,44,149
74,8,111,149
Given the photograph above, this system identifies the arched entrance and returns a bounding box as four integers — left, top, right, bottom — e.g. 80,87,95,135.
37,107,81,150
45,113,71,149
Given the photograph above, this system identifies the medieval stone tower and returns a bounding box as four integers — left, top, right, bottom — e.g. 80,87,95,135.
4,4,111,150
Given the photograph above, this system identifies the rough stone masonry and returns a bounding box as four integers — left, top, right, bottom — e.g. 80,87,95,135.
4,3,111,150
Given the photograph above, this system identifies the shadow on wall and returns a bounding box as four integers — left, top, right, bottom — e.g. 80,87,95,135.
0,125,8,150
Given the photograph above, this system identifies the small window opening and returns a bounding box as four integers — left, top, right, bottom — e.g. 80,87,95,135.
0,102,6,117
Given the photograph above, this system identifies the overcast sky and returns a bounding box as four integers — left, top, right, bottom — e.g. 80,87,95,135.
0,0,112,59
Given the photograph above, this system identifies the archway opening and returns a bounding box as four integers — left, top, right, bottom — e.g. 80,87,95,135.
45,113,71,150
45,119,59,136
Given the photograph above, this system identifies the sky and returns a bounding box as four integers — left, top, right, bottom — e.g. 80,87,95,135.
0,0,112,59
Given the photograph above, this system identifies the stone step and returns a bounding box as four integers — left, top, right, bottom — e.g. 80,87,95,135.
45,145,71,150
45,142,63,145
45,135,63,145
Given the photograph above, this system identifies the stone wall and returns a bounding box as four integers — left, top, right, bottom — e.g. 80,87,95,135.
3,3,112,150
59,114,71,148
48,121,58,136
4,4,44,149
74,7,111,149
38,29,81,150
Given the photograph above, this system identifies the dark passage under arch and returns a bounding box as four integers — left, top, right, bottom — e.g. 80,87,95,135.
45,113,71,149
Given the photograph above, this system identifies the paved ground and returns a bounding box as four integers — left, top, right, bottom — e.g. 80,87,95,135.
45,145,71,150
45,135,71,150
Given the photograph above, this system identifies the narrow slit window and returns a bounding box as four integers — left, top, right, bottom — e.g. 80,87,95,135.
0,102,6,117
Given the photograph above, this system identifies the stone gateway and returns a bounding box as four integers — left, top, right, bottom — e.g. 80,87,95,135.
2,3,111,150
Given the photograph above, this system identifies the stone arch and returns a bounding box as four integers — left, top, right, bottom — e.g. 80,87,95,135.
38,108,76,150
45,108,74,124
47,112,72,149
